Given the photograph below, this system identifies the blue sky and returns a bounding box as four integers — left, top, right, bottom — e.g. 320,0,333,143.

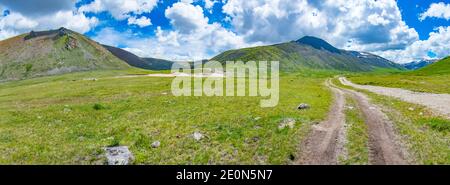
1,0,450,63
397,0,450,39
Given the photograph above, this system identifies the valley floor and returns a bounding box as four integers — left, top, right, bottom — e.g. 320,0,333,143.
0,70,331,164
0,70,448,164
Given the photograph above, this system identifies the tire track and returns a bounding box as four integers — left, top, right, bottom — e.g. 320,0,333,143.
296,80,347,165
297,79,410,165
331,80,410,165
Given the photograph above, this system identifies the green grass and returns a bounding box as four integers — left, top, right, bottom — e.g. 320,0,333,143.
348,74,450,94
347,56,450,94
340,95,369,165
333,78,450,164
413,56,450,75
0,70,332,164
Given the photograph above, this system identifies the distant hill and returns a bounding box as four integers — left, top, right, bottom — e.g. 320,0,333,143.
211,36,405,72
102,45,174,70
402,59,437,70
413,56,450,75
0,27,129,82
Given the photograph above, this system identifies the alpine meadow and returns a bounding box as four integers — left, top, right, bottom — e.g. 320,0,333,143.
0,0,449,168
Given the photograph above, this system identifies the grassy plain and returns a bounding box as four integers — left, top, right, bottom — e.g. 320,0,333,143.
0,69,333,164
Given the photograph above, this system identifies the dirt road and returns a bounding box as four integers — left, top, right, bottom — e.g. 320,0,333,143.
334,82,409,164
297,79,410,165
296,80,347,164
339,77,450,119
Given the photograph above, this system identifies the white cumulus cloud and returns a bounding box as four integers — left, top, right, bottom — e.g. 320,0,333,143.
128,16,152,27
0,10,98,40
376,26,450,63
93,1,248,61
222,0,419,53
420,2,450,21
79,0,158,20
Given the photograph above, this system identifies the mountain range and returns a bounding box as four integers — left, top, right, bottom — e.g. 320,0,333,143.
401,59,438,70
412,56,450,75
212,36,404,72
0,28,412,81
102,45,174,70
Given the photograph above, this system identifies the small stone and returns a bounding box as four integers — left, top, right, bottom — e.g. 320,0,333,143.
104,146,133,165
63,107,71,113
254,117,261,121
346,106,354,110
297,103,310,110
151,141,160,148
192,132,204,141
278,118,296,129
419,112,424,116
408,107,415,111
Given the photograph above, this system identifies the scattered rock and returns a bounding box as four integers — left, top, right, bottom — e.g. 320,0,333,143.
192,131,204,141
63,107,71,113
84,78,98,81
151,141,161,148
297,103,310,110
278,118,296,129
104,146,133,165
289,154,296,161
78,136,85,141
64,35,78,50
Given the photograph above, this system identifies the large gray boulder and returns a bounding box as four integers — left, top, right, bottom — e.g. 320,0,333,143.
104,146,134,165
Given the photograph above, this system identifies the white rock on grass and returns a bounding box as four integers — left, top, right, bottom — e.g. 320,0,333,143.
151,141,161,148
278,118,296,129
297,103,310,110
104,146,134,165
192,132,204,141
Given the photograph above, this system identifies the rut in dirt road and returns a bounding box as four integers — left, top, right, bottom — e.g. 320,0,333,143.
297,80,347,165
339,77,450,119
332,82,411,165
297,79,411,165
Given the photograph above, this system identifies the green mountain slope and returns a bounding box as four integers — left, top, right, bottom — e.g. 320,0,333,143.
212,36,404,72
0,28,129,82
102,44,174,70
413,56,450,75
